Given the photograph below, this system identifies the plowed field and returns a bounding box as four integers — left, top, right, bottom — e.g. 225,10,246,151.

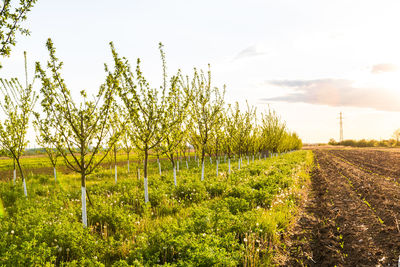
284,148,400,266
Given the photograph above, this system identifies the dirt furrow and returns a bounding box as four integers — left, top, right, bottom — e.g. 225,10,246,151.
284,150,399,266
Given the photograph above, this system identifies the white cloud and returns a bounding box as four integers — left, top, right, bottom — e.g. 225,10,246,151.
371,63,397,74
262,79,400,112
234,44,267,60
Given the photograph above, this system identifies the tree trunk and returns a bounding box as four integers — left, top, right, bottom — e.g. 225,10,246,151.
127,152,130,173
228,158,231,174
81,172,87,227
15,158,27,197
158,155,162,176
13,159,16,185
201,148,205,181
54,167,57,182
173,160,177,187
216,159,218,177
144,149,149,203
115,165,118,184
114,145,117,184
201,160,205,181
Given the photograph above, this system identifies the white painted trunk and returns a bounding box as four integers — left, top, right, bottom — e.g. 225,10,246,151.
144,177,149,203
224,155,226,163
173,166,177,186
138,168,140,180
210,157,212,164
247,156,249,165
13,169,16,185
54,167,57,182
23,178,27,197
238,158,241,170
114,165,118,184
81,186,87,227
201,161,205,181
177,161,179,172
228,158,231,174
127,160,130,173
158,161,162,176
216,160,219,177
252,155,254,163
186,160,188,169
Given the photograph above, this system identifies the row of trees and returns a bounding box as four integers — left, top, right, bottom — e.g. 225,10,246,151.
328,138,398,148
0,39,302,227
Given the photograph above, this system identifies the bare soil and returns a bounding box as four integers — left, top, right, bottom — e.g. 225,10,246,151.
282,148,400,266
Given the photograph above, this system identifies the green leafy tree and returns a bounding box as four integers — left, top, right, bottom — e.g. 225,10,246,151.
240,103,256,165
108,103,125,184
0,0,37,68
248,120,261,162
121,124,133,174
222,104,237,174
393,129,400,145
110,42,182,203
159,71,191,186
209,109,224,176
225,102,254,170
260,109,286,154
0,51,37,195
33,114,61,182
35,38,121,227
185,66,225,181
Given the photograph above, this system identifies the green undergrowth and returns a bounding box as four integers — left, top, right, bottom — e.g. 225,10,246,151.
0,150,313,266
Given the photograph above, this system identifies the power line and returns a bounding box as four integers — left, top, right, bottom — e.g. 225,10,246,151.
339,112,343,142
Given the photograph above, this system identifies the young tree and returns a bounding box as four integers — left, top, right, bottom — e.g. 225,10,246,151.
153,144,163,176
185,66,225,181
249,124,261,162
121,126,133,173
33,115,61,182
159,73,191,186
110,42,182,203
108,103,125,184
260,109,286,154
35,38,121,227
226,102,254,170
241,103,256,164
0,0,38,67
210,110,224,177
393,129,400,145
222,104,237,174
0,51,37,196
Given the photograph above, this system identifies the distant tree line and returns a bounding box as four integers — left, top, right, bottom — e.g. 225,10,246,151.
328,138,398,148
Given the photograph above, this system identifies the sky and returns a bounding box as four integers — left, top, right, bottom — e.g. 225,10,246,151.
2,0,400,145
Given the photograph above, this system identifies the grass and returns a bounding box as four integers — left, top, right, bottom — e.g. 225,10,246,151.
0,150,313,266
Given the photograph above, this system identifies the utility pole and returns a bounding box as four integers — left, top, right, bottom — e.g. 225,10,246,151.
339,112,343,142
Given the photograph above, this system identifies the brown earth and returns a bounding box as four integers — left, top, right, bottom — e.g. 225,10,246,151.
282,148,400,266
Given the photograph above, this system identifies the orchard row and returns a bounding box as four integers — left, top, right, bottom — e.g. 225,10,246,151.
0,39,301,226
